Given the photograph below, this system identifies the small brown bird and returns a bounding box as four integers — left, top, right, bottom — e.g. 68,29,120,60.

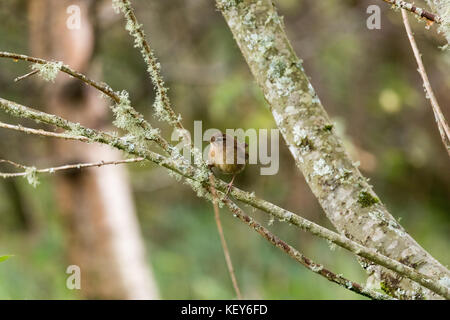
208,132,249,194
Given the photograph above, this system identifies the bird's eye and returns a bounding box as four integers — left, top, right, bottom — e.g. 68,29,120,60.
211,136,216,142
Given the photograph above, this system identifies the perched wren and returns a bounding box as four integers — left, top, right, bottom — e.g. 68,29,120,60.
208,132,249,194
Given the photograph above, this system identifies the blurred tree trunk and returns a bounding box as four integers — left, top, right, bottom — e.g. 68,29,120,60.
28,0,159,299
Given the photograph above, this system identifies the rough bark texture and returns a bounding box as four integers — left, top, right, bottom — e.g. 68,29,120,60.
216,0,450,299
27,0,159,299
426,0,450,45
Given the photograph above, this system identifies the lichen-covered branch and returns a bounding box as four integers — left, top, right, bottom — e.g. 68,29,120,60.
222,198,393,300
425,0,450,45
0,121,89,142
1,96,448,299
216,0,450,299
0,51,172,154
0,158,145,179
401,9,450,157
381,0,443,24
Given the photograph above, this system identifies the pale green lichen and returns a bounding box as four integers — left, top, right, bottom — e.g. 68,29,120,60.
313,158,333,177
327,239,337,251
267,56,296,97
192,147,209,183
111,90,160,148
112,0,127,14
31,61,63,82
334,167,353,184
24,166,39,188
310,264,324,272
113,0,180,126
216,0,243,11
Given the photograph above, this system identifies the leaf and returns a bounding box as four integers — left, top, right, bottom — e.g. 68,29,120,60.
0,255,13,263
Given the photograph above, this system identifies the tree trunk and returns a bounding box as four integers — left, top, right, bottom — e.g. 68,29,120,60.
27,0,159,299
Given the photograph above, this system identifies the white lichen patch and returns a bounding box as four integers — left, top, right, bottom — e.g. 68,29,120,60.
284,105,299,116
292,125,307,145
310,264,324,272
31,61,63,82
192,147,209,183
267,56,296,97
368,210,383,221
112,0,127,14
243,32,260,50
313,158,332,177
438,276,450,289
334,167,353,184
282,211,293,221
369,209,406,238
345,280,353,289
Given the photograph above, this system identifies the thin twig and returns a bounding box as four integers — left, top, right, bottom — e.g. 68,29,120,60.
209,174,242,299
382,0,443,24
221,197,393,300
401,9,450,157
14,69,39,82
0,158,145,178
1,96,449,299
0,51,173,153
0,159,28,170
0,121,89,142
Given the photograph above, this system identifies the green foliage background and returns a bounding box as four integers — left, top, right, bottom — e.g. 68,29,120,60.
0,0,449,299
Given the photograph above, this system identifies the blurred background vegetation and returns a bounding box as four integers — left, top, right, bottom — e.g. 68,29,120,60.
0,0,449,299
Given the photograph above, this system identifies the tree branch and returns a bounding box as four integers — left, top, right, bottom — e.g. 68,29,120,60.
0,51,173,154
381,0,443,24
222,198,393,300
1,95,448,299
0,158,145,178
401,9,450,157
0,121,89,142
